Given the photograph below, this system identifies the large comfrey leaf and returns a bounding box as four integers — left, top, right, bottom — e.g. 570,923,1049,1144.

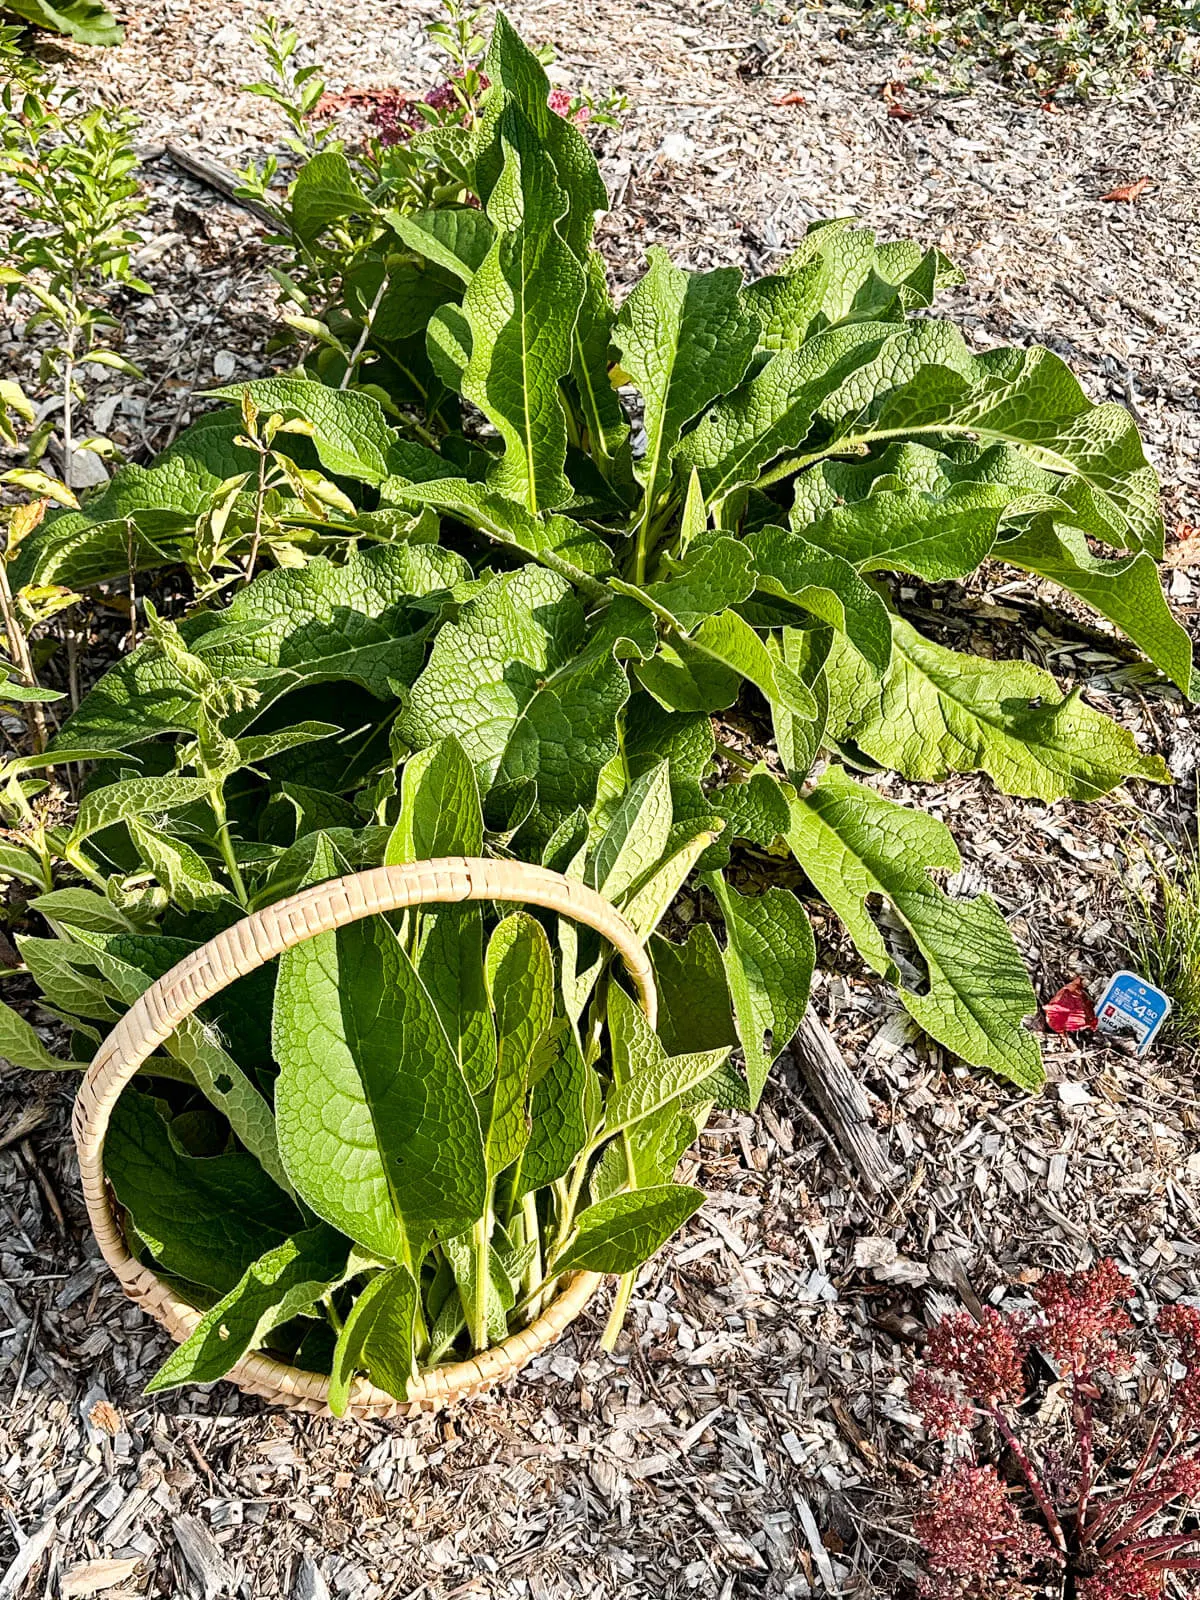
798,482,1016,582
104,1089,304,1294
384,207,496,285
399,567,628,845
826,613,1171,803
636,609,817,719
273,898,487,1264
704,872,815,1108
482,913,554,1186
613,248,759,560
674,321,898,507
146,1225,353,1392
380,476,613,580
554,1184,705,1275
461,99,585,513
745,526,893,678
786,765,1042,1089
328,1263,420,1414
206,377,400,486
996,515,1195,696
858,345,1164,556
55,544,467,752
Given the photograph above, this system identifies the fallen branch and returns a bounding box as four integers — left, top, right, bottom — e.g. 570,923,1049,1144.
164,142,278,226
790,1006,896,1196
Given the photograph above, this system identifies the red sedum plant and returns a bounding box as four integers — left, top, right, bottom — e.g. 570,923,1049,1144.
911,1261,1200,1598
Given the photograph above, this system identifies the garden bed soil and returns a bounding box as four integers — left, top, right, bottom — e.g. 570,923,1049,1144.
1,1,1198,1594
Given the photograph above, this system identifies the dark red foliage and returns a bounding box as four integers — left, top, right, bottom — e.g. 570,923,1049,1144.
915,1463,1053,1598
911,1264,1200,1600
1032,1259,1134,1377
925,1307,1028,1405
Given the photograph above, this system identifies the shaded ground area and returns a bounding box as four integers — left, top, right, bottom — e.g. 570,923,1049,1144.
1,2,1198,1595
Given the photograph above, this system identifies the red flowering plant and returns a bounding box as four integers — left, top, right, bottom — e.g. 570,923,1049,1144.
909,1261,1200,1598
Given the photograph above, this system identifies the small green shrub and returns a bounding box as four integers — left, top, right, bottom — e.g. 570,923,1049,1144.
0,0,120,47
1125,815,1200,1043
856,0,1200,98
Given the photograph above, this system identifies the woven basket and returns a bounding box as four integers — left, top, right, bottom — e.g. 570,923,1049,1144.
73,856,658,1419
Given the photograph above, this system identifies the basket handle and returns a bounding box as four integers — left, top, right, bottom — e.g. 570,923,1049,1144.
74,858,656,1255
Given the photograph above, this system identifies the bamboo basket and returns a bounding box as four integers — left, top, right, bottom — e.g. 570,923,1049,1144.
73,857,658,1419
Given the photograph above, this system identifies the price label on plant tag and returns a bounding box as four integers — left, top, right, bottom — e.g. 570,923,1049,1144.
1094,970,1171,1056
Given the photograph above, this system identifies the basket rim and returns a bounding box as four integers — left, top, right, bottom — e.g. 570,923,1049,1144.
72,857,656,1417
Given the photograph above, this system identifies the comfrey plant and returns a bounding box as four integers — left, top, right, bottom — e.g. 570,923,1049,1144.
911,1262,1200,1598
8,12,1189,1101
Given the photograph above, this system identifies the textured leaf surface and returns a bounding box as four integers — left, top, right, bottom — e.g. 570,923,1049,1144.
385,736,484,864
328,1263,419,1415
676,323,894,502
786,766,1043,1088
484,913,554,1178
799,484,1010,581
828,614,1171,801
58,546,465,751
747,526,892,676
589,760,673,900
273,916,486,1261
0,999,67,1071
706,874,814,1106
105,1090,302,1293
649,926,738,1061
416,908,496,1095
604,985,729,1136
555,1185,705,1275
998,518,1194,695
461,104,584,512
146,1225,350,1391
613,248,758,520
208,376,395,485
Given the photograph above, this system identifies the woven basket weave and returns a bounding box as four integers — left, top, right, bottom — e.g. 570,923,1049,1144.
73,857,658,1419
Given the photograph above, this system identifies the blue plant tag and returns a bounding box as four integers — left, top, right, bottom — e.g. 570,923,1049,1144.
1094,969,1171,1056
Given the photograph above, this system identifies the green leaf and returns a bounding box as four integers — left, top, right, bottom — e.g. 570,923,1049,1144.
165,1017,292,1197
207,376,394,484
621,821,723,939
614,537,757,634
705,873,815,1106
104,1090,303,1294
145,1225,351,1392
328,1263,419,1415
675,322,895,504
799,483,1011,581
637,610,817,719
828,613,1171,802
769,627,831,785
289,151,370,244
400,568,628,845
126,820,229,913
2,0,121,44
381,477,612,578
870,344,1164,557
58,545,466,752
649,925,738,1061
416,908,496,1095
613,248,759,522
426,304,472,393
385,735,484,864
785,765,1043,1089
572,253,631,481
604,985,730,1136
0,998,67,1071
461,103,585,513
483,913,554,1178
273,912,486,1261
997,516,1195,696
68,774,216,848
747,525,893,677
27,888,132,936
554,1184,705,1275
515,1030,590,1197
385,207,495,283
0,670,63,705
589,760,673,900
